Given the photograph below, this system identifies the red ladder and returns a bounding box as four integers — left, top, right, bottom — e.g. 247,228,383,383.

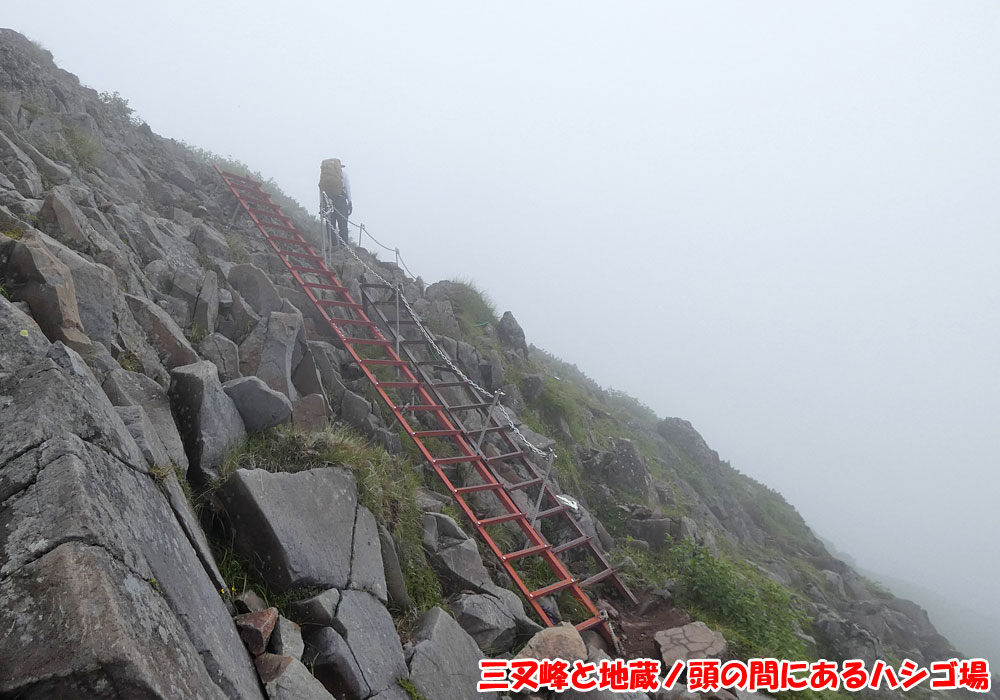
216,167,629,639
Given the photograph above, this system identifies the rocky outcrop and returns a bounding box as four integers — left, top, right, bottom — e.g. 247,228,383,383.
219,467,385,597
223,375,293,432
169,361,246,482
407,607,498,700
0,296,263,700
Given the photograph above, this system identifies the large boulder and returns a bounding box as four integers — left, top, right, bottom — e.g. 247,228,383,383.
516,623,588,662
242,310,303,400
422,512,493,592
583,438,652,493
654,621,727,667
200,332,240,382
451,591,519,653
225,263,284,317
257,655,337,700
407,606,497,700
223,376,293,433
497,310,528,355
126,293,200,369
102,367,189,473
219,467,384,595
0,297,264,700
168,361,246,482
6,231,91,350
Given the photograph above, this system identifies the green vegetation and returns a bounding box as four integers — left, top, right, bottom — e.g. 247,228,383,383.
225,233,250,263
214,538,323,613
116,351,141,373
195,250,213,270
98,90,142,126
62,126,99,169
207,424,444,616
397,678,429,700
2,226,24,240
187,324,208,344
619,538,809,660
0,282,9,301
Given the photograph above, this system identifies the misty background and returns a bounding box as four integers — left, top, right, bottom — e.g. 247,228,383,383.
8,2,997,658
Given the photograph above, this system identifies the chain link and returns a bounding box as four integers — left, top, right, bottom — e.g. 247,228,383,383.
318,202,552,460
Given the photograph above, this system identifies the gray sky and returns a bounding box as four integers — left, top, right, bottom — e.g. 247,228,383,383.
9,1,998,651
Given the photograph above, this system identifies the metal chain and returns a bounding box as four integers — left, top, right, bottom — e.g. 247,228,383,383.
317,202,552,460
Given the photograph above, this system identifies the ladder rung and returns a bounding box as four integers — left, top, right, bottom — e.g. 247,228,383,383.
478,512,526,527
329,317,375,327
268,236,311,248
530,578,576,599
363,358,410,366
259,221,297,233
303,281,349,293
431,380,468,388
534,504,570,520
486,451,527,464
342,337,391,346
381,381,420,389
455,482,503,495
250,209,290,222
502,543,551,562
222,171,260,184
315,299,363,311
415,360,450,367
400,339,432,347
400,404,440,412
360,282,394,290
580,568,616,589
508,477,542,492
279,250,325,262
290,265,335,276
450,402,493,412
241,195,277,208
575,616,605,633
553,535,592,554
413,429,461,438
433,455,481,466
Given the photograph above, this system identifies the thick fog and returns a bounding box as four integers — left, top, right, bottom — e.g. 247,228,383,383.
8,2,998,657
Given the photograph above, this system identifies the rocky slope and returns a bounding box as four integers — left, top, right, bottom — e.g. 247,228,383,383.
0,28,990,700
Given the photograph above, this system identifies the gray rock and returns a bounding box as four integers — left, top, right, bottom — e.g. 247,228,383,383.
269,616,306,661
351,505,388,603
340,388,372,429
226,263,284,317
254,311,303,399
655,621,727,667
126,293,200,369
192,270,219,334
200,332,241,382
262,655,337,700
45,235,119,349
116,404,172,469
288,588,342,629
408,607,497,700
219,289,261,344
378,524,413,609
224,376,293,432
516,623,588,662
168,361,247,482
292,393,330,432
7,231,91,350
583,438,653,493
102,367,190,473
333,590,408,699
292,346,325,397
422,512,494,592
192,223,231,261
497,310,528,355
307,627,369,700
0,314,263,698
452,591,519,653
219,467,358,591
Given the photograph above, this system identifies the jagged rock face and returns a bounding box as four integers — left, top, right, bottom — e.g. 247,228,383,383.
219,467,387,600
407,607,499,700
0,298,263,700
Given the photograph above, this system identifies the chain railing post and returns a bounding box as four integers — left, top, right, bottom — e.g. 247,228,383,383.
474,391,503,453
530,450,557,527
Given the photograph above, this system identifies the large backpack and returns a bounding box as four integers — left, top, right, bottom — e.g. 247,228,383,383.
319,158,345,200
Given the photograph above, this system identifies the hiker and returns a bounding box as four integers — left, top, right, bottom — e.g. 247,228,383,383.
319,158,352,245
